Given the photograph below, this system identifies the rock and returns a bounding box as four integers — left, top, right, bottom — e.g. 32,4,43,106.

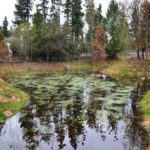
91,74,102,79
64,65,71,73
3,110,13,117
91,74,114,81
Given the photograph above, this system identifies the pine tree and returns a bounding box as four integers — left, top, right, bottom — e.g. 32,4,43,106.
86,0,95,53
64,0,72,40
50,0,62,26
33,10,44,27
86,0,95,32
64,0,72,23
13,0,33,25
94,4,103,26
38,0,49,21
32,8,44,52
64,0,84,40
64,0,84,53
2,17,9,37
104,0,130,59
72,0,84,42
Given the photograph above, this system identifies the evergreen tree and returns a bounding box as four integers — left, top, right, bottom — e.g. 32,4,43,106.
64,0,75,53
13,0,33,25
72,0,84,43
104,0,130,58
33,9,44,28
86,0,95,32
64,0,72,41
32,8,45,57
64,0,84,40
50,0,62,26
2,17,9,37
86,0,95,52
38,0,49,21
64,0,72,23
64,0,84,52
94,4,103,26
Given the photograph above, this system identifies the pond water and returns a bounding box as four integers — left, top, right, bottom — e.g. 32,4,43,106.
0,75,149,150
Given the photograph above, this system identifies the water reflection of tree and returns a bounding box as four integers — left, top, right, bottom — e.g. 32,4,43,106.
19,99,54,150
66,96,86,150
55,124,66,149
15,76,150,150
124,84,150,150
86,99,102,130
107,114,119,140
126,118,149,149
52,105,66,149
20,106,39,150
0,123,4,133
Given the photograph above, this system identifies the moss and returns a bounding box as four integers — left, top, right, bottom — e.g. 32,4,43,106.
0,79,29,122
140,91,150,119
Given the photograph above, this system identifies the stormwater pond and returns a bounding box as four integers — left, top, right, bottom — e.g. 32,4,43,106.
0,75,149,150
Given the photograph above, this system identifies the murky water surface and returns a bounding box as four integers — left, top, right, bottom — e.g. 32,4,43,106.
0,75,149,150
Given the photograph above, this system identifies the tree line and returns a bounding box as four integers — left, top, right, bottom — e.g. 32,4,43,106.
0,0,150,61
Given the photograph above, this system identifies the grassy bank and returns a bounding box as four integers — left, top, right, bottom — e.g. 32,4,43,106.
140,91,150,131
0,79,29,122
0,58,144,83
71,58,144,84
140,91,150,119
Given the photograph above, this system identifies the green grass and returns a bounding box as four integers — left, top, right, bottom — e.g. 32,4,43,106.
0,79,29,122
140,91,150,119
0,98,27,121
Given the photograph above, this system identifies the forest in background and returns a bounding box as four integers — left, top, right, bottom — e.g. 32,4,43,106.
0,0,150,62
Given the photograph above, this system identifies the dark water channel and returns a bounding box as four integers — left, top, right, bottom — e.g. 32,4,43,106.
0,75,150,150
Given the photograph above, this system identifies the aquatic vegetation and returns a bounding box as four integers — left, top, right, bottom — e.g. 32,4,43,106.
1,75,148,150
10,75,135,118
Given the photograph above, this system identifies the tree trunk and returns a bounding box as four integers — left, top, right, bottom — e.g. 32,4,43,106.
137,49,141,59
46,50,49,62
141,49,145,60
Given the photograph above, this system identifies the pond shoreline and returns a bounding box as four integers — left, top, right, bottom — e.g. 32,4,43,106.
0,58,150,131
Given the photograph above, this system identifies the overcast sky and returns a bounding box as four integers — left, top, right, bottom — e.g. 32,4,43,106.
0,0,126,27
